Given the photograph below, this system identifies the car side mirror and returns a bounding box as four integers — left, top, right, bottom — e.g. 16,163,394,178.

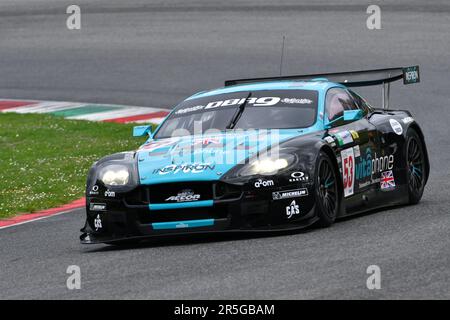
133,125,152,137
343,109,363,121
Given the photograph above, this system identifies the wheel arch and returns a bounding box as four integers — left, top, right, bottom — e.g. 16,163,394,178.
407,123,430,184
319,144,345,217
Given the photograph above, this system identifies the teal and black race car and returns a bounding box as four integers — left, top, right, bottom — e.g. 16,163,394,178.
80,66,429,244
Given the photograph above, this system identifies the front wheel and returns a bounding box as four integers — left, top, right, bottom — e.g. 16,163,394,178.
314,152,340,227
406,128,426,204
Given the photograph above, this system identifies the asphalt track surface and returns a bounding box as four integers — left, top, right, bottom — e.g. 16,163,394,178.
0,0,449,299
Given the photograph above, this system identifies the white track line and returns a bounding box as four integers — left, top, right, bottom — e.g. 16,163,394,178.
0,209,79,230
0,99,169,122
3,102,82,113
66,107,161,121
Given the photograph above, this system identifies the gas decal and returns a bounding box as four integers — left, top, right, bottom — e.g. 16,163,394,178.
341,148,355,197
285,200,300,219
94,214,102,231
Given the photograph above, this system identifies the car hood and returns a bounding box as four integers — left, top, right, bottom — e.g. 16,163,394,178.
136,130,304,184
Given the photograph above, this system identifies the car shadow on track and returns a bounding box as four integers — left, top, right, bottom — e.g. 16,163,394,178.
81,202,422,253
81,227,318,253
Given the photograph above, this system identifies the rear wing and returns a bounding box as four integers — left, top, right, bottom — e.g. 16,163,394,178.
224,66,420,110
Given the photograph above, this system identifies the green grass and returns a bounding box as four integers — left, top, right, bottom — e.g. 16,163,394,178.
0,113,148,218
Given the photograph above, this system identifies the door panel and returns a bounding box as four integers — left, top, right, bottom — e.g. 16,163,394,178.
369,113,410,206
324,88,381,214
332,118,380,214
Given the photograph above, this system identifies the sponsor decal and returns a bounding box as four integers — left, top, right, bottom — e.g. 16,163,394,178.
174,97,281,115
207,97,280,108
289,171,308,182
89,185,99,196
355,148,395,188
324,136,336,147
165,189,200,202
153,163,215,175
89,203,106,211
94,214,102,231
174,105,205,115
403,66,420,84
353,145,361,158
380,170,396,190
372,153,394,173
272,188,308,200
341,148,355,197
389,119,403,135
402,117,414,124
335,131,354,146
358,180,372,189
175,223,189,228
355,148,373,181
254,179,274,188
281,98,313,104
350,130,359,140
286,200,300,219
104,190,116,197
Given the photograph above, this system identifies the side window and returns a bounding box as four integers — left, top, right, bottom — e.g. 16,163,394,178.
349,90,373,115
325,88,359,121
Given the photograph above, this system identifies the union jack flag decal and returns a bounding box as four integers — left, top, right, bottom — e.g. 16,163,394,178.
380,170,396,190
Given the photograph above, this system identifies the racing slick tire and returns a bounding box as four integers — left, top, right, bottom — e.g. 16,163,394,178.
314,151,340,227
405,128,426,205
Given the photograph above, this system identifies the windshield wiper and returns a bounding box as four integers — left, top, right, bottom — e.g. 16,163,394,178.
226,92,251,129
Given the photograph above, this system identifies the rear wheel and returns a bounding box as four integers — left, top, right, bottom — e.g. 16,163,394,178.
314,152,340,227
406,129,426,204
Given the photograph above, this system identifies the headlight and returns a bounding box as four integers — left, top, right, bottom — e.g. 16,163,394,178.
239,153,296,176
99,165,130,186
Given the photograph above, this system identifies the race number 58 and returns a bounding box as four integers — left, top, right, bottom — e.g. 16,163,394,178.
341,148,355,197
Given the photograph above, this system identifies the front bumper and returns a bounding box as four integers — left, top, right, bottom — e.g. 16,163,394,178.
81,181,317,244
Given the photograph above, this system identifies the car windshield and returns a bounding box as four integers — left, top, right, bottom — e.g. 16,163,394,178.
154,89,318,138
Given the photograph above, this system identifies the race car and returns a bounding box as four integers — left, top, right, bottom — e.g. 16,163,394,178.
80,66,429,244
